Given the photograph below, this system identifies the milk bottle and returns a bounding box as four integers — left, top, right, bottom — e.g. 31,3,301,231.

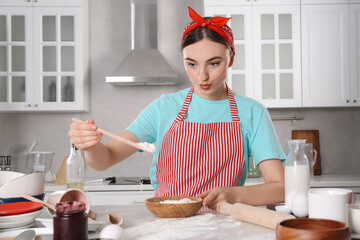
284,140,310,200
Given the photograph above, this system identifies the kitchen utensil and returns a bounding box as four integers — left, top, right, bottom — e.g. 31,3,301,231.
145,196,203,218
14,229,36,240
276,218,351,240
22,193,97,222
106,213,124,225
0,202,43,216
26,151,54,173
71,118,155,153
292,130,321,175
308,188,350,223
0,172,45,198
349,203,360,234
217,202,295,230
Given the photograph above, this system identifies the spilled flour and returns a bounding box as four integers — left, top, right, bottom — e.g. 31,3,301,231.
125,213,243,240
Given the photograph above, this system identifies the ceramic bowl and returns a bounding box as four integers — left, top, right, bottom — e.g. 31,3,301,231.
0,172,45,198
0,171,25,186
349,203,360,234
0,193,45,204
276,218,351,240
46,189,90,216
145,196,203,218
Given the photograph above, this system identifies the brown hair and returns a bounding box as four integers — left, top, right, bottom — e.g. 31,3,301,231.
181,18,234,55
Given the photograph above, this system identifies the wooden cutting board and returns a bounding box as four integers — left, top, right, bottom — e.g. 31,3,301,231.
291,130,321,175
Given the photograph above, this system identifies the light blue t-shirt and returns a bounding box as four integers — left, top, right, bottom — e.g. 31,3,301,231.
126,88,286,189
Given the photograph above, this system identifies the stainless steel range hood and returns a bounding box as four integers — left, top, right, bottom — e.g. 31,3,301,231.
106,0,181,85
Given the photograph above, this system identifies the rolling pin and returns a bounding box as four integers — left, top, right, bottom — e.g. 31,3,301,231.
217,202,295,229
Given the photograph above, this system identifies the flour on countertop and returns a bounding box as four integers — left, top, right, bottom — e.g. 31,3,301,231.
159,198,197,204
125,213,243,240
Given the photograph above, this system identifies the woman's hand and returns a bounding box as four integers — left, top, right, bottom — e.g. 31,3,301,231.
68,119,103,150
198,186,240,210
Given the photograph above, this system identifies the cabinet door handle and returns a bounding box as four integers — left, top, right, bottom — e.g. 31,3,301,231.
27,104,31,107
346,100,350,103
354,100,357,103
34,104,38,107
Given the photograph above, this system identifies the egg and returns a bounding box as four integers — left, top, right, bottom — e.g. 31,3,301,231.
291,192,309,217
99,224,125,240
285,190,298,208
291,192,308,209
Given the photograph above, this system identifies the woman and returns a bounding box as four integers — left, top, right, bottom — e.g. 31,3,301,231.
69,7,286,210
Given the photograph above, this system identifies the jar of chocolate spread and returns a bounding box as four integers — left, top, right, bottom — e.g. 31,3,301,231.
53,201,88,240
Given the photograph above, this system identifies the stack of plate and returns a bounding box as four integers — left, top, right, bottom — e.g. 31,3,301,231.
0,202,43,231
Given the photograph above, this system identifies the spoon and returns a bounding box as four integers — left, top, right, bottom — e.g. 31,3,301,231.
106,213,124,226
14,230,36,240
22,194,97,222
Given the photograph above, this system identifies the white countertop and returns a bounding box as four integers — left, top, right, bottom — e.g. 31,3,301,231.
45,174,360,192
35,205,276,240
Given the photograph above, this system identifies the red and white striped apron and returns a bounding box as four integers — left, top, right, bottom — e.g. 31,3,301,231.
155,86,245,197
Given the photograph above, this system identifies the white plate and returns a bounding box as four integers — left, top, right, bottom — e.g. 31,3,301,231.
0,227,53,238
0,208,43,223
0,220,35,230
36,218,103,232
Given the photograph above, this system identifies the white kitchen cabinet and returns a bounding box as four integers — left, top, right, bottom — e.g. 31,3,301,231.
0,0,89,112
350,4,360,106
205,0,302,108
301,2,360,107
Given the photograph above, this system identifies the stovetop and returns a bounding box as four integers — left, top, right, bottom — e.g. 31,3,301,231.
108,177,151,185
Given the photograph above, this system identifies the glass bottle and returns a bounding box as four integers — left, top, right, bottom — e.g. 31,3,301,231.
66,143,84,190
53,201,88,240
284,139,310,198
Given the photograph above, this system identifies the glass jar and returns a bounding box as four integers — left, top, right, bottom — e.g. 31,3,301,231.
66,143,84,190
53,201,88,240
284,139,310,198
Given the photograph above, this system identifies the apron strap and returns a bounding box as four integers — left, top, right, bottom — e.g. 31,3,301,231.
176,85,240,123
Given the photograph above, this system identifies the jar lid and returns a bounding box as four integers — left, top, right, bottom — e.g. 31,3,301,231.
55,201,86,215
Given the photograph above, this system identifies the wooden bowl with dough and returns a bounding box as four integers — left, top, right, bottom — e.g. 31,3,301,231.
145,196,203,218
276,218,351,240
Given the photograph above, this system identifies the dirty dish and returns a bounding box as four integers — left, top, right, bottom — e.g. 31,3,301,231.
0,202,43,216
276,218,351,240
0,220,35,230
0,171,25,186
0,172,45,198
145,196,203,218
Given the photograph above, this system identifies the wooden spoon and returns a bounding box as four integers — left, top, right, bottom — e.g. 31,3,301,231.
71,117,146,151
21,194,96,222
106,213,124,226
